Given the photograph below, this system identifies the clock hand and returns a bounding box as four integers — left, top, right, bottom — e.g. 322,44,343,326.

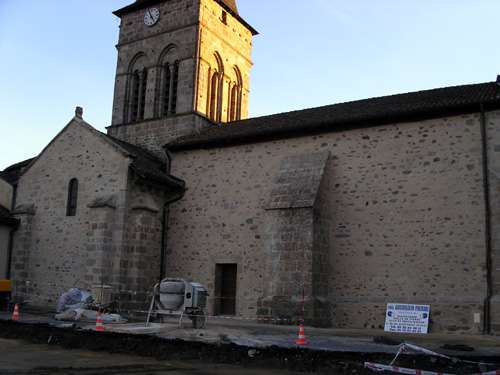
148,9,154,21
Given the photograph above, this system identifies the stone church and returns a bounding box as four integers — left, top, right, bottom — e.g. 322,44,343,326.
2,0,500,334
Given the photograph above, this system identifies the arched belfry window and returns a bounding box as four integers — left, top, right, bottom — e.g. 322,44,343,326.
156,45,180,118
66,178,78,217
207,52,224,123
162,63,171,116
130,71,141,122
160,61,179,116
125,53,148,124
171,61,179,114
228,66,243,122
139,68,148,120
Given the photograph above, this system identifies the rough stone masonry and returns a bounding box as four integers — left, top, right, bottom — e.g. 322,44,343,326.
3,0,500,334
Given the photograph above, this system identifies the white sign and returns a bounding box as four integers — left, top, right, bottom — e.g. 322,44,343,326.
384,303,430,334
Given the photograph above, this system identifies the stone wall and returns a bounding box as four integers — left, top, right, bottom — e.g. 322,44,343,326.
11,120,130,306
108,114,212,159
0,227,10,279
0,179,13,210
196,0,253,121
10,212,33,296
312,164,333,326
167,111,494,332
119,175,166,311
485,110,500,333
258,152,331,326
112,0,200,126
0,178,14,279
109,0,255,155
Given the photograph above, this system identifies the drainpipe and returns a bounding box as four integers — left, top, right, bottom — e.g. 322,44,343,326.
159,149,186,282
480,103,492,334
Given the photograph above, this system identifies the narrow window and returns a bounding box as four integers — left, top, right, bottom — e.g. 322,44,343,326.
221,11,227,25
162,63,171,117
236,87,242,120
209,72,219,121
170,61,179,114
66,179,78,217
229,85,237,121
139,68,148,120
130,71,140,122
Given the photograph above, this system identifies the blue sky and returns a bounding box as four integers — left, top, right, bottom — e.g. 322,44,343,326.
1,0,500,170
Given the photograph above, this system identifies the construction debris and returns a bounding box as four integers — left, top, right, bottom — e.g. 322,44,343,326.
365,343,498,374
56,288,93,313
54,308,125,323
55,288,125,323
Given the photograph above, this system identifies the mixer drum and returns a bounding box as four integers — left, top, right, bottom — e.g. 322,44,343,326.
158,280,185,310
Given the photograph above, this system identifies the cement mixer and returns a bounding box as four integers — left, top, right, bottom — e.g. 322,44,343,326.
146,278,209,328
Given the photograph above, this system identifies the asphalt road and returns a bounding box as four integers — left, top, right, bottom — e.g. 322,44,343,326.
0,338,306,375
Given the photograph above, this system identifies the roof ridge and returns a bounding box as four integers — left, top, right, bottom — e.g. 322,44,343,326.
113,0,258,35
102,133,164,164
2,157,36,173
231,81,498,125
168,81,500,151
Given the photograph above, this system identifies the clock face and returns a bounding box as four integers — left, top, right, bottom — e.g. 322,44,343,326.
144,8,160,27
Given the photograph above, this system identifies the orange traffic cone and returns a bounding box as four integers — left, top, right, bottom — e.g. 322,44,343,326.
11,304,20,321
95,312,105,332
295,323,307,345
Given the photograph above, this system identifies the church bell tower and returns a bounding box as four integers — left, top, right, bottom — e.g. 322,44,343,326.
107,0,257,155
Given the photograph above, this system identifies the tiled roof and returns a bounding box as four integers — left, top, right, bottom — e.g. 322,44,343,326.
0,158,35,186
133,0,237,14
113,0,258,35
0,205,18,228
218,0,238,15
113,0,162,16
103,134,185,190
168,81,500,151
1,132,185,192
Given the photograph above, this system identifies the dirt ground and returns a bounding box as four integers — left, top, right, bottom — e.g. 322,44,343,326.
0,338,310,375
1,320,499,374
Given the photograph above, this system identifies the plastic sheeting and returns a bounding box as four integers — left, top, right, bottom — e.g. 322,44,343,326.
56,288,93,313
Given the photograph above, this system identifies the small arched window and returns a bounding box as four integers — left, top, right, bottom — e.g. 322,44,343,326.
209,71,219,121
162,63,171,116
207,52,224,123
124,53,148,124
228,66,243,122
156,46,180,118
138,68,148,120
170,61,179,114
66,178,78,217
229,85,238,121
130,70,141,122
